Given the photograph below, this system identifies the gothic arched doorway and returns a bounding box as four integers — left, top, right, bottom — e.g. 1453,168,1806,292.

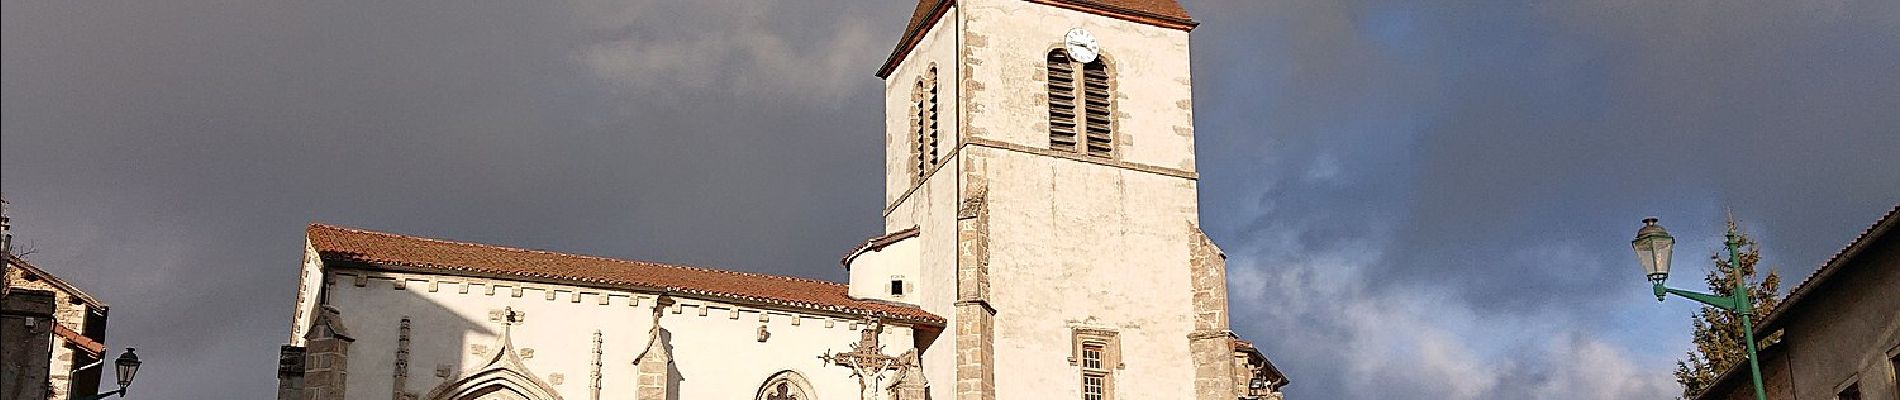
426,368,561,400
754,370,817,400
459,385,532,400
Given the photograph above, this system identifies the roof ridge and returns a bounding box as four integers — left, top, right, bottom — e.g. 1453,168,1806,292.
1811,204,1900,274
1784,204,1900,293
306,223,847,288
2,252,108,309
1747,202,1900,334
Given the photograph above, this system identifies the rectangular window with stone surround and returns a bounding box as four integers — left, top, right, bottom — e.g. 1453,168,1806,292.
1071,329,1119,400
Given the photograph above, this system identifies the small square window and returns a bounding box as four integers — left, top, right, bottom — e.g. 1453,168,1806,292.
890,280,904,296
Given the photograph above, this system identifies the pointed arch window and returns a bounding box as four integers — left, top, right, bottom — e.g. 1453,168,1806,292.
755,371,816,400
912,66,941,183
1047,50,1113,157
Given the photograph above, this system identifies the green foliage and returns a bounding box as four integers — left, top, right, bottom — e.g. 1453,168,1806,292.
1673,225,1782,398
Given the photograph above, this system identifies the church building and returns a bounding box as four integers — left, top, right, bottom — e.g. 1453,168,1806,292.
274,1,1288,399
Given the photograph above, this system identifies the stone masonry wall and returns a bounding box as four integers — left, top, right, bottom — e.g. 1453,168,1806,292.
1189,228,1237,400
3,263,104,400
958,1,1206,397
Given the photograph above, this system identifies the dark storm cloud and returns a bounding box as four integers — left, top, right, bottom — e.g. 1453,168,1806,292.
4,2,907,398
4,1,1896,399
1187,0,1899,398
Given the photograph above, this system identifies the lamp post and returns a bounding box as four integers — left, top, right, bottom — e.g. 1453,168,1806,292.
76,348,140,400
1631,218,1766,400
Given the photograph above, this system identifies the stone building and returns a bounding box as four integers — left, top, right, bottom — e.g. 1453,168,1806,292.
1233,340,1289,400
2,199,112,400
275,1,1287,399
1695,204,1900,400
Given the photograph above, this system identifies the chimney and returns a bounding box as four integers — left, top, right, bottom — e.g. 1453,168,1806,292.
1,195,12,255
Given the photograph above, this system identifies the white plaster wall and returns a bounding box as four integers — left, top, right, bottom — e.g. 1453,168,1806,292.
847,236,922,304
287,242,325,347
889,160,964,400
321,269,920,400
875,1,1206,399
982,146,1201,398
884,4,964,210
879,7,968,399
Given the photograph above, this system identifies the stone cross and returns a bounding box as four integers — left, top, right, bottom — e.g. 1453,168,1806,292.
489,306,527,341
488,307,526,329
819,320,913,400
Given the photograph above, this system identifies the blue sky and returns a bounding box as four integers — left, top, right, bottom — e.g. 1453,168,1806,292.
4,1,1897,399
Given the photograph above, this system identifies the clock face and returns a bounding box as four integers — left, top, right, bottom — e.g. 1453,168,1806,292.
1064,28,1099,63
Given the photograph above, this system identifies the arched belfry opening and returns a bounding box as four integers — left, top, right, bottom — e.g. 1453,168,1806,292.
1046,48,1114,157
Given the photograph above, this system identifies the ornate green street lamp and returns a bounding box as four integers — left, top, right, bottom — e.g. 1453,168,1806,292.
1631,218,1765,400
77,348,141,400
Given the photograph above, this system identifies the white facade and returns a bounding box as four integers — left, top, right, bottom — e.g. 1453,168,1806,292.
281,1,1262,399
876,1,1226,399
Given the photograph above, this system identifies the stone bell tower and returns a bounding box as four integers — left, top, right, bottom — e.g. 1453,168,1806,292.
855,1,1238,399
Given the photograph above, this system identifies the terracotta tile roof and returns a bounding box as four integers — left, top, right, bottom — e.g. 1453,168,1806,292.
1058,0,1193,20
306,224,942,324
52,322,104,356
876,0,1196,78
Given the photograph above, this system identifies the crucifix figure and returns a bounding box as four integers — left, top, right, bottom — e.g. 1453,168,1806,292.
818,319,916,400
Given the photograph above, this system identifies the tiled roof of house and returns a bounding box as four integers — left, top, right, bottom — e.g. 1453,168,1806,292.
1755,203,1899,332
2,253,107,309
877,0,1195,78
306,224,942,324
52,322,104,356
1690,203,1898,400
1232,336,1290,385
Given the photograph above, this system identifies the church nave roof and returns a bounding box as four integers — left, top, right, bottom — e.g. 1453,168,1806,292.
305,223,943,324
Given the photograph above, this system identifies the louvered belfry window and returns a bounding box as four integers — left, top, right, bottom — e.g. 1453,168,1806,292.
913,67,941,182
1047,49,1113,157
